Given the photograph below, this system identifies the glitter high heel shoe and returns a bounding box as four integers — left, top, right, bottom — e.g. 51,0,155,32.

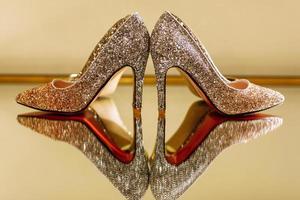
16,13,149,113
17,98,149,199
151,11,284,115
150,100,283,200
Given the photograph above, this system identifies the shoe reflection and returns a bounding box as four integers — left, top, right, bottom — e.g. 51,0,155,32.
17,97,148,200
150,100,283,200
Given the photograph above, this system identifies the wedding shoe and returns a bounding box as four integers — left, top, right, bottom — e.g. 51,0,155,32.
151,11,284,115
16,13,149,113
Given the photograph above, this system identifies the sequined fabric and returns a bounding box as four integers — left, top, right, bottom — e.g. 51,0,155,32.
150,11,284,115
150,114,282,200
16,13,149,112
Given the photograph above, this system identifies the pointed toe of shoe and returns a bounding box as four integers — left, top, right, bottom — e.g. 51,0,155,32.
16,85,50,111
274,90,285,106
261,87,285,110
15,92,23,104
16,88,38,109
16,89,31,106
15,83,85,113
219,84,285,115
248,85,285,114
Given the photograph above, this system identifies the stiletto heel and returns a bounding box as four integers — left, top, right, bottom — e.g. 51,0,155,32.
151,11,284,115
153,68,167,161
130,63,146,158
156,68,167,112
132,60,147,109
16,13,149,113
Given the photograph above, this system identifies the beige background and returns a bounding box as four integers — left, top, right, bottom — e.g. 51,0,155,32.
1,0,299,76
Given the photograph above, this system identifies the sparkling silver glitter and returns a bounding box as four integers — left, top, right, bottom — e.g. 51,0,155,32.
16,13,149,112
150,11,284,115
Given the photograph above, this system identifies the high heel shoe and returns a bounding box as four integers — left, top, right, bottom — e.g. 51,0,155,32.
16,13,149,113
150,100,283,200
151,11,284,115
17,97,149,199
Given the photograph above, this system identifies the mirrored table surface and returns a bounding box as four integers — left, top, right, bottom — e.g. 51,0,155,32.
0,84,299,200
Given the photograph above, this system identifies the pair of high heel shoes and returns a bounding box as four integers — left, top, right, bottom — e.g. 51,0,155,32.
17,98,283,199
16,12,284,163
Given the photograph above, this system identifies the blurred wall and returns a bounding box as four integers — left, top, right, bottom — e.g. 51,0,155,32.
0,0,299,76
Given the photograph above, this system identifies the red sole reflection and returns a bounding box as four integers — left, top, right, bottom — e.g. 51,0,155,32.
166,113,270,165
20,111,134,164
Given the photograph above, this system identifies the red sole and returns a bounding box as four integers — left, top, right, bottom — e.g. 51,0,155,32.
165,113,272,165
